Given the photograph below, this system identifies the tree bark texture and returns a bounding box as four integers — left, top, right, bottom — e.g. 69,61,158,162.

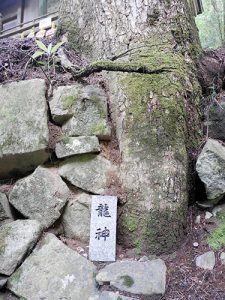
59,0,202,254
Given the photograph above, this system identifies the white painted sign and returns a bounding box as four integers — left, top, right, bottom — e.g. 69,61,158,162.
89,195,117,262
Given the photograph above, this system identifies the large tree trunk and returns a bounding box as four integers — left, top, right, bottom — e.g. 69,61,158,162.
59,0,202,254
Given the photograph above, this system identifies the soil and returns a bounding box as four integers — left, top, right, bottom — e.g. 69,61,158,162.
1,37,225,300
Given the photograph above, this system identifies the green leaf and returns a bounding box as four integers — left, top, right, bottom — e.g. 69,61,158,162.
36,40,48,52
31,51,45,59
51,42,64,54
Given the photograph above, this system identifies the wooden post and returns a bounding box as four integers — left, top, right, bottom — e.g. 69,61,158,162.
39,0,47,16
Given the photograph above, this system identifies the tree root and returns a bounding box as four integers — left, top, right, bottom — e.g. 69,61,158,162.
71,60,174,79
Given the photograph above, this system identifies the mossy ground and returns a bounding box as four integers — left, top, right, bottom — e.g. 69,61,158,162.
207,210,225,250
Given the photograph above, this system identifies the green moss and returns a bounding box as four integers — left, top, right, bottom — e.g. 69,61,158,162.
120,275,134,287
117,297,123,300
207,210,225,250
91,122,109,136
124,216,138,232
134,238,142,255
62,94,79,109
208,223,225,250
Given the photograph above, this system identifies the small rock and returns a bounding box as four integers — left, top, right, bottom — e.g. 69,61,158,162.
193,242,199,248
9,166,70,229
59,154,116,194
196,139,225,205
8,234,97,299
96,259,167,296
196,251,216,270
212,204,225,217
138,256,149,262
195,215,201,224
62,192,91,242
205,212,213,220
49,84,111,140
55,136,100,158
0,220,42,275
220,252,225,264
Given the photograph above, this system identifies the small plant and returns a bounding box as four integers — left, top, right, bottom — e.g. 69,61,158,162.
32,40,64,74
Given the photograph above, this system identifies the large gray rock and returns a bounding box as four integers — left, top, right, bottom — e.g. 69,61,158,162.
62,192,91,242
9,166,70,229
0,220,42,275
49,84,111,140
0,79,49,179
96,259,167,296
59,155,116,194
0,193,13,222
55,136,100,158
204,102,225,141
196,251,215,270
8,233,97,300
196,139,225,205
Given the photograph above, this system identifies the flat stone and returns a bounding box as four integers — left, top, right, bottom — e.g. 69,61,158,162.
49,84,111,140
95,291,138,300
59,154,116,194
0,193,13,222
196,251,216,270
9,166,70,229
62,192,92,242
196,139,225,205
205,212,213,220
0,79,49,179
55,136,100,158
96,259,167,296
89,196,117,262
0,220,42,275
8,233,97,300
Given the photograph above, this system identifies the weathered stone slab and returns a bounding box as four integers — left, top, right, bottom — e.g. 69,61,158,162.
96,259,167,296
8,233,97,300
55,136,100,158
196,139,225,205
196,251,215,270
62,192,91,242
0,79,49,179
59,154,116,194
9,166,70,229
0,193,13,222
49,84,111,140
0,220,42,275
89,196,117,262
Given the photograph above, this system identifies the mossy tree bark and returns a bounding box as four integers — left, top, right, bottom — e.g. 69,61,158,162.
59,0,202,254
